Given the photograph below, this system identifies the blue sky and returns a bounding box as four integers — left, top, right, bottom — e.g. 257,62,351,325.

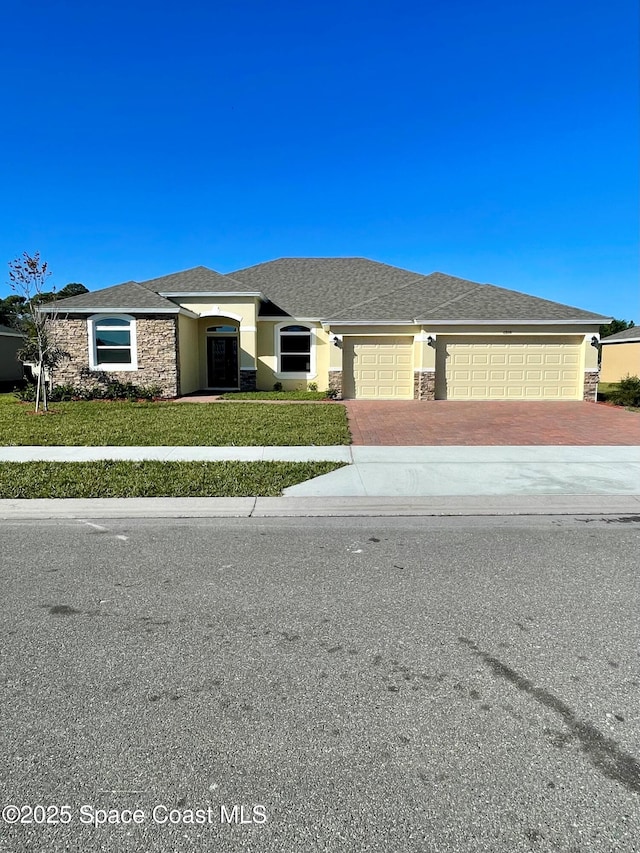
1,0,637,319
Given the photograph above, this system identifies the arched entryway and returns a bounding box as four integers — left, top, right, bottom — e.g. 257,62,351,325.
206,323,239,389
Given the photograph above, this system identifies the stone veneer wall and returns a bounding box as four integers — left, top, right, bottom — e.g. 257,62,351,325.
240,369,257,392
414,370,436,400
328,370,343,400
50,316,179,398
583,370,599,402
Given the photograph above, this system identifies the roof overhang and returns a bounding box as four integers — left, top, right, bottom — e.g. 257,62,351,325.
413,318,611,326
40,306,199,318
158,291,265,299
321,317,610,329
600,336,640,344
321,319,416,328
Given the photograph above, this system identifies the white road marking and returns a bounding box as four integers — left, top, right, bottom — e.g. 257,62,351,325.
84,522,108,531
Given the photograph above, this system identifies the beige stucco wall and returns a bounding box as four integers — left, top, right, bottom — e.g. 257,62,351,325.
177,315,200,394
600,341,640,382
256,321,330,391
172,297,258,351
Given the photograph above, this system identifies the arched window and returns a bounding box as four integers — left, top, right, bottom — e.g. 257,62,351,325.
89,315,137,370
206,324,237,334
278,324,312,374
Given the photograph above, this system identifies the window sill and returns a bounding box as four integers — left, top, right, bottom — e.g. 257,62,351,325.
90,365,138,372
274,372,317,380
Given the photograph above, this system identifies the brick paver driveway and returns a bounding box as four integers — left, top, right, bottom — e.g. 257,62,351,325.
344,401,640,445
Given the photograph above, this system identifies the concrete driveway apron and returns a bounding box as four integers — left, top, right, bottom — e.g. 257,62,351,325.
286,402,640,497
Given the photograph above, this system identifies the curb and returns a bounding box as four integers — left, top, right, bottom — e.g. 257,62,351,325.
1,495,639,520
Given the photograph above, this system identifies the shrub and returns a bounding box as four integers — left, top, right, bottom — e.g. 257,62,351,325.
16,380,164,403
307,382,318,392
50,384,77,401
273,381,283,392
608,375,640,408
14,381,37,402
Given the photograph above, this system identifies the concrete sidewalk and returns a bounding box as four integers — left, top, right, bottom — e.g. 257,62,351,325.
285,445,640,497
2,445,638,497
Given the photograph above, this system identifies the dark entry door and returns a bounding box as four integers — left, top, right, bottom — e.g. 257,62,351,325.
207,336,238,388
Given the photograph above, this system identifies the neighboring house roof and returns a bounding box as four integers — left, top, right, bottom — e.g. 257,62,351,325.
0,324,22,336
41,257,611,323
600,326,640,343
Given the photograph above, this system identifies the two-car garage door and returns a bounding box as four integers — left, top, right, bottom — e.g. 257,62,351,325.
436,336,582,400
342,335,583,400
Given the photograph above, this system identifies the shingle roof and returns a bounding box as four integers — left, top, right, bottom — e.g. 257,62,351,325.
43,258,610,322
229,258,609,322
229,258,480,318
419,283,609,322
140,266,252,294
600,325,639,343
41,282,180,312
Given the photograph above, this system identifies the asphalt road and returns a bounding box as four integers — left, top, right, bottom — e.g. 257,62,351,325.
0,516,638,853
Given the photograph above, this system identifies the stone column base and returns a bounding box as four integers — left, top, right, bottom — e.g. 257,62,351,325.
328,370,343,400
583,370,599,402
240,369,257,391
414,370,436,400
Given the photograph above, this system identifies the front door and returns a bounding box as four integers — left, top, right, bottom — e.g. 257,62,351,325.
207,336,238,388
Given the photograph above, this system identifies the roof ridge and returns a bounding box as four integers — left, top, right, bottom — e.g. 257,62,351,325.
334,269,481,315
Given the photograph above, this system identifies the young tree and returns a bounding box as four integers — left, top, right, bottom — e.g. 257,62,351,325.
7,252,68,412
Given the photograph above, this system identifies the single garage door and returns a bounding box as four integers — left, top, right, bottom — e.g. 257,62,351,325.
436,336,582,400
345,336,414,399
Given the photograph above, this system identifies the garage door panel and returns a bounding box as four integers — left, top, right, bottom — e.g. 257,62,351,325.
349,337,414,399
437,337,583,400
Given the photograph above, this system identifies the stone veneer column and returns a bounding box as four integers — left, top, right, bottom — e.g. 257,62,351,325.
240,369,257,391
328,370,343,400
583,370,599,402
413,369,436,400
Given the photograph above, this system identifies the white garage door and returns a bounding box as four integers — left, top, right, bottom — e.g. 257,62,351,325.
437,337,583,400
346,337,414,399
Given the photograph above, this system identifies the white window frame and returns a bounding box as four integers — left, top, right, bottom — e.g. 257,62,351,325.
274,322,316,379
88,314,138,371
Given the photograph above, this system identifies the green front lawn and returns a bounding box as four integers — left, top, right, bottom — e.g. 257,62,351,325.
0,461,345,498
0,394,350,446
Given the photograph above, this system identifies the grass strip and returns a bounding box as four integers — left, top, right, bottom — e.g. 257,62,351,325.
0,461,346,498
0,394,350,446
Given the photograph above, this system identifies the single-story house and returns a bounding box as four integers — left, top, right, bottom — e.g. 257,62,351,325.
0,324,24,383
599,326,640,383
42,258,610,401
